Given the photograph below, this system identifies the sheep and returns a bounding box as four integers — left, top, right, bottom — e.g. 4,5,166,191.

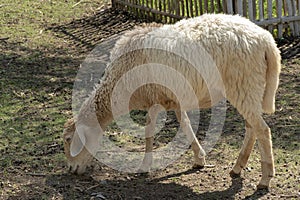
63,13,281,189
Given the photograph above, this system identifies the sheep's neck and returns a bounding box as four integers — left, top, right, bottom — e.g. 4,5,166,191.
95,101,113,129
77,87,114,130
95,82,115,128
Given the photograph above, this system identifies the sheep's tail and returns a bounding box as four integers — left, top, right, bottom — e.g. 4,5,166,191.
262,44,281,114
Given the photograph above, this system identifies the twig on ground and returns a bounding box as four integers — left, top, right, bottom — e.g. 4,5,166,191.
280,194,299,198
204,164,215,168
26,172,47,177
72,0,85,8
87,184,100,191
0,37,9,41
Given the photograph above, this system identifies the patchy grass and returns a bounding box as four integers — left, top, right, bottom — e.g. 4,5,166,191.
0,1,299,199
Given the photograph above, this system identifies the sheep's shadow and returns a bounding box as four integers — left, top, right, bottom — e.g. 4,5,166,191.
43,168,269,200
151,169,268,200
152,169,244,200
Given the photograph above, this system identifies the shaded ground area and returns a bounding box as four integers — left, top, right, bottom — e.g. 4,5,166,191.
1,6,299,200
48,8,150,53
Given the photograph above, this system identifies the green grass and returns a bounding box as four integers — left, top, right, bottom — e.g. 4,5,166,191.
0,0,105,172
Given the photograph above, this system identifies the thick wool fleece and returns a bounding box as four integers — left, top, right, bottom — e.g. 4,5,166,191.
82,14,281,123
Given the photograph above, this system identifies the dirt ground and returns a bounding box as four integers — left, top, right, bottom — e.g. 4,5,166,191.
1,8,299,200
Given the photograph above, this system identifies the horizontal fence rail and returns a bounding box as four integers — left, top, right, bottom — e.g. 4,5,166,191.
112,0,300,38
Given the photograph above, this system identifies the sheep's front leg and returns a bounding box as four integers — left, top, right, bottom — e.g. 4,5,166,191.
230,121,256,177
175,111,206,168
138,105,162,172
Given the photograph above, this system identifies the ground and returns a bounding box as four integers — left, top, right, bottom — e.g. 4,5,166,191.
0,1,299,199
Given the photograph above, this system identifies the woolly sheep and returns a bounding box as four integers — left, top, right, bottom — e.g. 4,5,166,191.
63,13,281,189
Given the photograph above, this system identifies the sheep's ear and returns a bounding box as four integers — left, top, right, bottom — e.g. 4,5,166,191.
70,126,86,157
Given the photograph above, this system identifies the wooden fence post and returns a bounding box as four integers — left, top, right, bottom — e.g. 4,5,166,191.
226,0,234,14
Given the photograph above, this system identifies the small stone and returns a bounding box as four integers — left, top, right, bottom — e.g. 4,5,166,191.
246,167,252,172
247,183,256,189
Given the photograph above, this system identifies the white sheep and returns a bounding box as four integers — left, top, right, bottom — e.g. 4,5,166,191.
63,13,281,189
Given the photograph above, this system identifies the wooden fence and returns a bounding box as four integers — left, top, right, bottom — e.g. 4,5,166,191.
112,0,300,38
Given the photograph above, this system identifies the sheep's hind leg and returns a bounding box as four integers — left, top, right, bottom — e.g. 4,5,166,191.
255,117,274,189
230,121,256,177
175,111,206,168
232,115,274,189
138,105,163,173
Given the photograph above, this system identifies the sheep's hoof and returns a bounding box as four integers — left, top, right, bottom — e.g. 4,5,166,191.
192,164,205,169
137,171,150,177
229,170,241,178
256,184,269,191
136,168,150,174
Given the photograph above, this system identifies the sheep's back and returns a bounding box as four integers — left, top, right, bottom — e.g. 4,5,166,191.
103,14,277,113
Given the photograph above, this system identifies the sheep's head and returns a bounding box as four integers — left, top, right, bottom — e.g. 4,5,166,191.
63,118,94,175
